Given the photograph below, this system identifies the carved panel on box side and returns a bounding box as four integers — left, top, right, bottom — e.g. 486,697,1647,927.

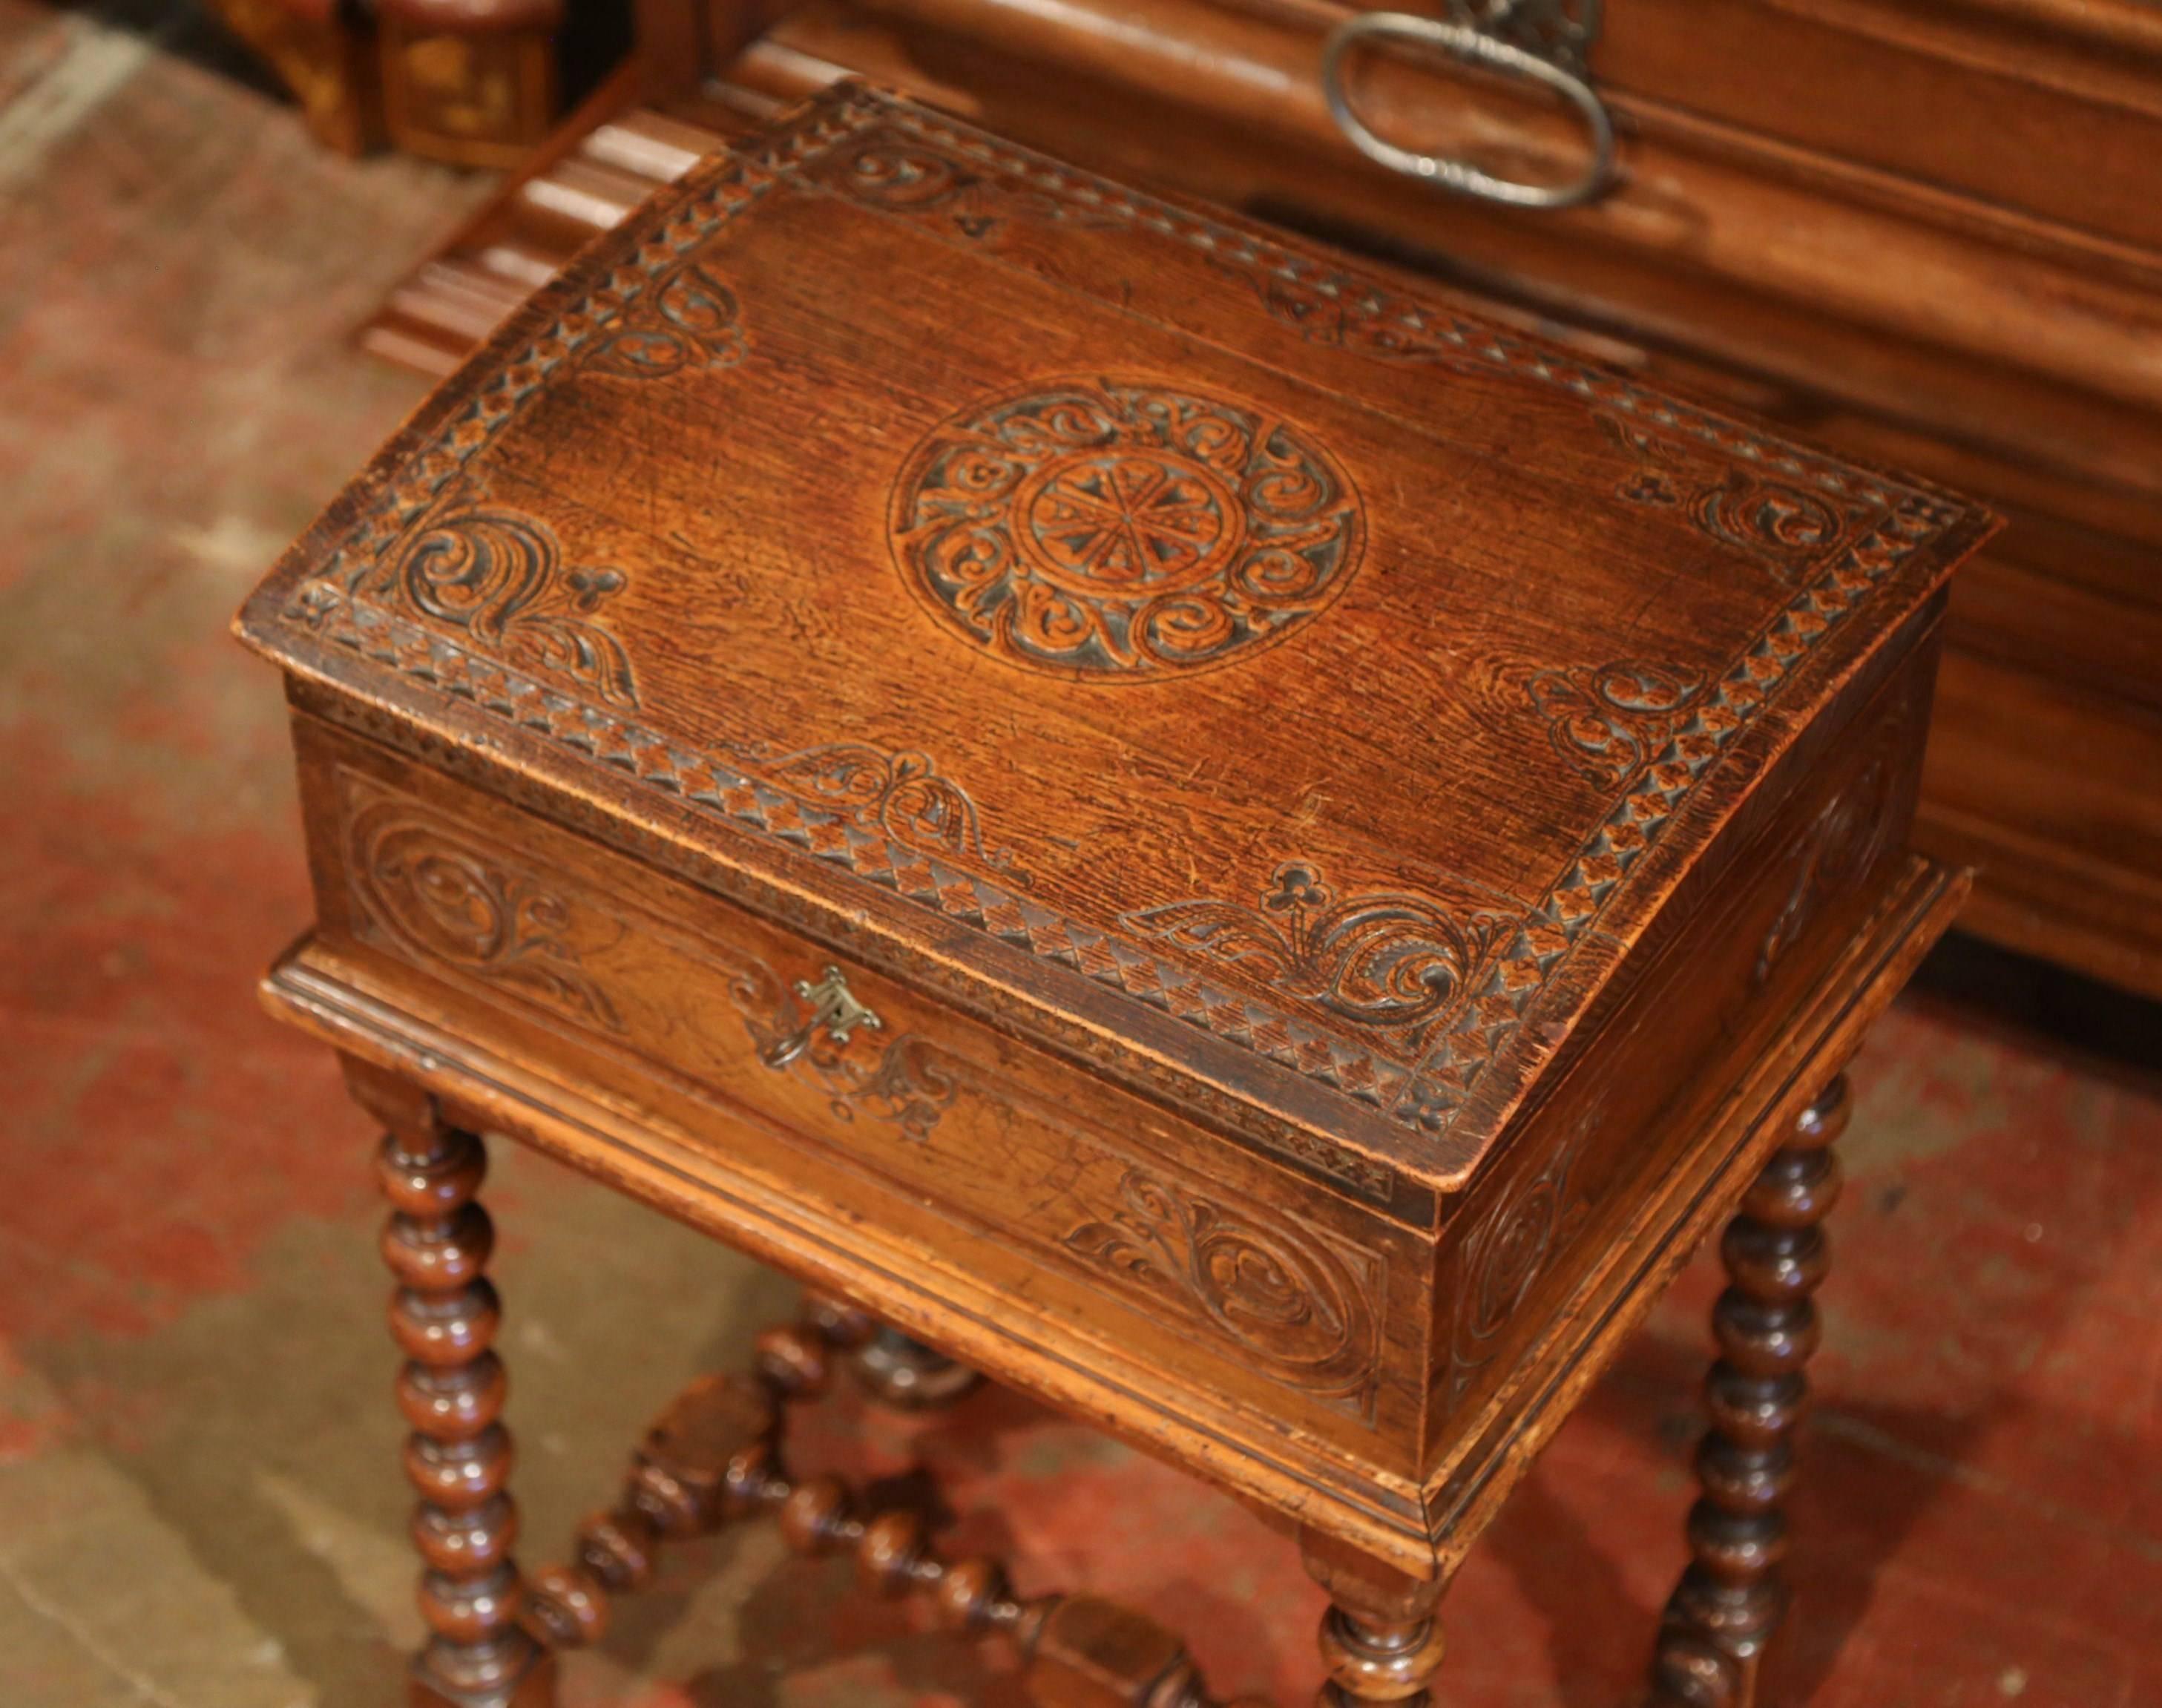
1754,679,1923,987
1439,1111,1595,1417
1064,1166,1386,1419
335,769,1390,1416
346,773,629,1032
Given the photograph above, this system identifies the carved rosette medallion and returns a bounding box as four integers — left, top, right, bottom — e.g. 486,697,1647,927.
890,377,1365,679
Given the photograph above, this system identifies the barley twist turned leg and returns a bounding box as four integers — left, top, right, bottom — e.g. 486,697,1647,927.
1649,1073,1849,1708
522,1300,1270,1706
373,1091,553,1708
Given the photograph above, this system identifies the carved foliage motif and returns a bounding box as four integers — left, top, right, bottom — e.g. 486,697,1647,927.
332,505,640,709
1527,661,1707,791
1064,1168,1382,1414
755,742,1002,866
283,88,1969,1150
1597,415,1882,583
581,256,749,379
818,134,1126,244
346,781,625,1032
891,377,1364,679
825,138,1016,240
1124,862,1503,1048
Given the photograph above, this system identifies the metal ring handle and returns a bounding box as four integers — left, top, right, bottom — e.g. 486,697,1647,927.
1321,11,1614,210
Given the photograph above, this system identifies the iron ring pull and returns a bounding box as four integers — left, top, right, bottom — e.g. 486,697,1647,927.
760,965,882,1070
1321,11,1616,211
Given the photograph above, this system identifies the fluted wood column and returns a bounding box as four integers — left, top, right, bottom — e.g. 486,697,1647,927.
375,1106,555,1708
1649,1074,1849,1708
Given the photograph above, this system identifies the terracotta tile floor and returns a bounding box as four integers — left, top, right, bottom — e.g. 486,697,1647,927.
0,7,2157,1704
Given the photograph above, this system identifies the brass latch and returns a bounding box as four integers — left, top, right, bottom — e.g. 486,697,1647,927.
760,965,883,1069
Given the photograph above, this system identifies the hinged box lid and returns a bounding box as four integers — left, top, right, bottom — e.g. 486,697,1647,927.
237,85,1993,1195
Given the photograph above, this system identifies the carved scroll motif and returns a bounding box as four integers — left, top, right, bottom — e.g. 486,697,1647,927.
1124,861,1502,1045
827,138,1011,239
581,256,749,380
820,134,1126,243
349,505,640,708
1064,1168,1383,1415
755,742,1002,866
346,784,625,1032
1527,661,1707,792
1597,415,1882,583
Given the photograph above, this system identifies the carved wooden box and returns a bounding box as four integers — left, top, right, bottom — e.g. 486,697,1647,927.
237,85,1992,1581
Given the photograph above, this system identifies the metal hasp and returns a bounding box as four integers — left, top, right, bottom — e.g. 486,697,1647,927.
1321,1,1615,210
761,965,883,1068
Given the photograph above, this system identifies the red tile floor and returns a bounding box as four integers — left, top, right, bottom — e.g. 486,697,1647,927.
0,6,2157,1704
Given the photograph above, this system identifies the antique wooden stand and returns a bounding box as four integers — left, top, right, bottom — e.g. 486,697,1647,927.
240,85,1992,1707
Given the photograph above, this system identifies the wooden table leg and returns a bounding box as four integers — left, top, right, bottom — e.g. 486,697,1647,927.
1649,1074,1850,1708
1304,1536,1447,1707
850,1323,985,1410
352,1060,556,1708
